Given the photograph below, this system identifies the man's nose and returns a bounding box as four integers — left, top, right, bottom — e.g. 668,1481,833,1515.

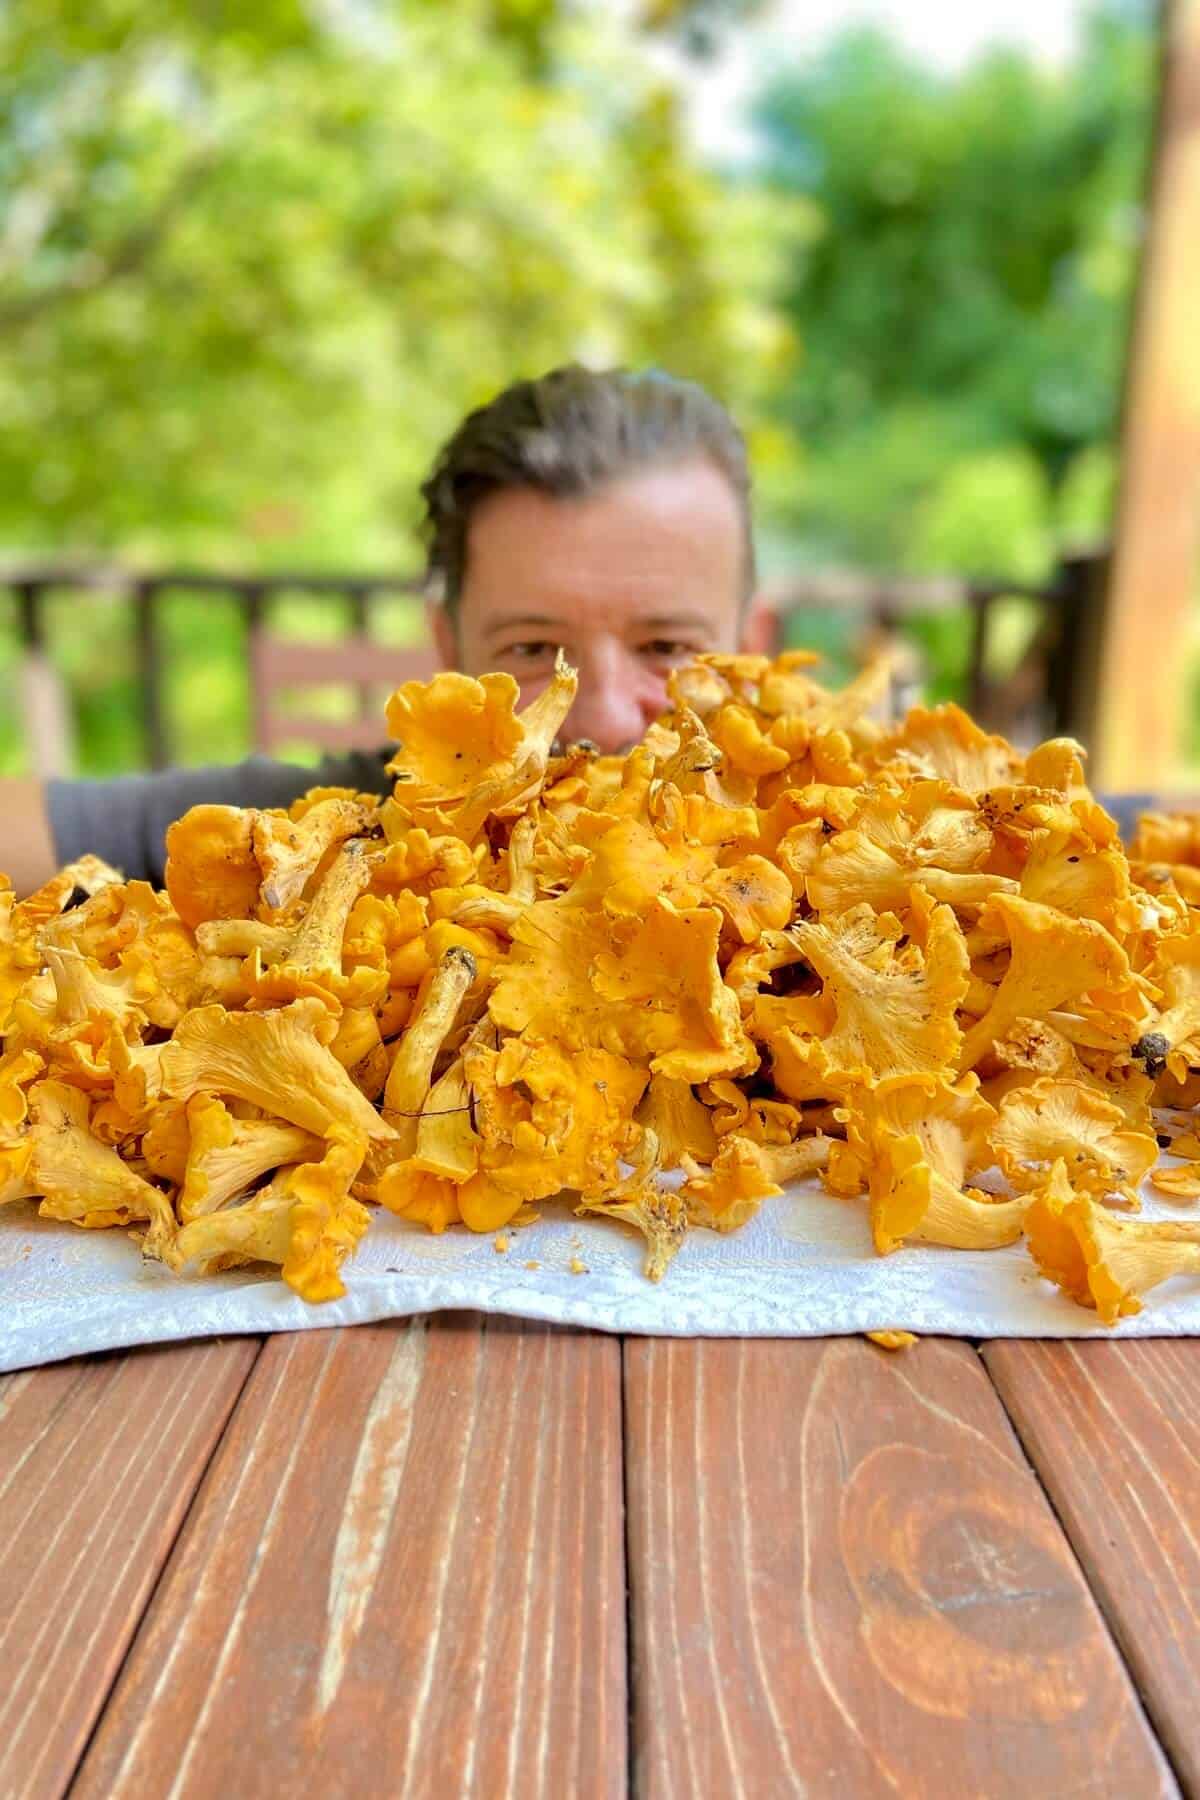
565,649,664,754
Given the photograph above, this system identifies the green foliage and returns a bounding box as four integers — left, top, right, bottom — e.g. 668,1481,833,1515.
0,0,798,571
0,1,1157,775
753,3,1154,574
911,449,1054,581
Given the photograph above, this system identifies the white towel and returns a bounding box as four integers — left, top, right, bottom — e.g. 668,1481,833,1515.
5,1172,1200,1371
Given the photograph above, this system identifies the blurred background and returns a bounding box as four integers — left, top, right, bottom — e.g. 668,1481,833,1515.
3,0,1194,787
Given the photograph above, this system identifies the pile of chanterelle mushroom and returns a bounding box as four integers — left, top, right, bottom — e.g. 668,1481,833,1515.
6,649,1200,1324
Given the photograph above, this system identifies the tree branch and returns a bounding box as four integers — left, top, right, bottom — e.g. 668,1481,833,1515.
0,153,213,334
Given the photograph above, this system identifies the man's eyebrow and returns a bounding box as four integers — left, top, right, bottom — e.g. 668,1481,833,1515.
634,613,715,632
484,610,716,635
482,614,559,636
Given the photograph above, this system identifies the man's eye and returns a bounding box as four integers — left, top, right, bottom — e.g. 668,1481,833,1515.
640,640,696,662
502,641,560,662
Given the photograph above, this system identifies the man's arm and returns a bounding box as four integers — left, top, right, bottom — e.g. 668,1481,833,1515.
2,748,394,900
0,778,59,897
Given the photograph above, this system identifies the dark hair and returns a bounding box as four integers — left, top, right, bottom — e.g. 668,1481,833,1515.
420,364,755,616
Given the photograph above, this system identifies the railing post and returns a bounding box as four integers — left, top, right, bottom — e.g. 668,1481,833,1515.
1041,551,1108,742
347,585,373,724
242,583,269,753
966,587,995,721
16,580,41,652
14,579,76,778
133,580,167,769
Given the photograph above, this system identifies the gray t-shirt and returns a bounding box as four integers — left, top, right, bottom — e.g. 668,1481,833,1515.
46,748,395,888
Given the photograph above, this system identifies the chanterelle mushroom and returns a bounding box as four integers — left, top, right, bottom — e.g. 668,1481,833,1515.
161,997,394,1141
12,643,1200,1316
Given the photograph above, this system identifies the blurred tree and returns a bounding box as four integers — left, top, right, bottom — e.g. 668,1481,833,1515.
638,0,769,59
753,1,1155,574
0,0,1160,778
0,0,799,567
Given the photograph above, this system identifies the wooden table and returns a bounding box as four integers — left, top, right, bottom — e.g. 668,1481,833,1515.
3,1322,1198,1798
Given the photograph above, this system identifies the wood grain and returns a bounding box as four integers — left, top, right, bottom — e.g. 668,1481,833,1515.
250,632,438,753
1086,0,1200,788
0,1337,259,1800
73,1315,625,1800
624,1335,1176,1800
984,1339,1200,1792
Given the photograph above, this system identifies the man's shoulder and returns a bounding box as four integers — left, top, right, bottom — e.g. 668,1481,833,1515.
45,744,394,885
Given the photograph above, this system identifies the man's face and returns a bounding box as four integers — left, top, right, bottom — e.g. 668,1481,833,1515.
431,458,749,752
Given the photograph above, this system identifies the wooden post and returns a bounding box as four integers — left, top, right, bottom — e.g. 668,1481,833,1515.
242,583,269,752
1049,550,1109,744
133,580,167,769
347,584,373,725
15,580,76,778
1089,0,1200,789
966,587,994,722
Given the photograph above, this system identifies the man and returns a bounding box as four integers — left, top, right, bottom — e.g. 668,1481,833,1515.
2,365,758,895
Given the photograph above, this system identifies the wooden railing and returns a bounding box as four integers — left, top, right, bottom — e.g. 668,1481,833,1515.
1,551,1108,776
759,556,1103,727
4,566,426,774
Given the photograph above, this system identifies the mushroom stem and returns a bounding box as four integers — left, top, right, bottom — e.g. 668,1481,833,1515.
382,946,477,1150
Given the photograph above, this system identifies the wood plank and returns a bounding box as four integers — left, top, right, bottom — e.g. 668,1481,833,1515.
252,633,437,688
0,1337,259,1800
250,631,438,754
1087,0,1200,789
983,1339,1200,1793
73,1316,625,1800
624,1335,1176,1800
